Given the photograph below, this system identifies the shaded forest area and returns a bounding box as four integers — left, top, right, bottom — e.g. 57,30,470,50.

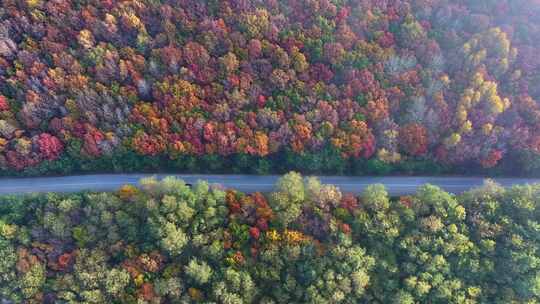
0,173,539,303
0,0,540,176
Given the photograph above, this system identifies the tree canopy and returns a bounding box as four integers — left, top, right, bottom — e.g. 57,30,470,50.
0,173,539,303
0,0,539,176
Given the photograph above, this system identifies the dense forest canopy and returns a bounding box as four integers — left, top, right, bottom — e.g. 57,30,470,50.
0,173,539,303
0,0,540,175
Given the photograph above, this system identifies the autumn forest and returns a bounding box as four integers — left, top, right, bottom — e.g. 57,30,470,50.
1,174,540,303
0,0,539,176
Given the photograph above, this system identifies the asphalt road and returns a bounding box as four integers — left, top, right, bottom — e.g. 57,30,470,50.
0,174,538,196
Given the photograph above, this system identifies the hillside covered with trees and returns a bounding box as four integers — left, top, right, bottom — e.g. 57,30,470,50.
0,174,539,303
0,0,540,175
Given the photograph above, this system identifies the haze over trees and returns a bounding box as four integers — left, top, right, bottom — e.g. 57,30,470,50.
0,0,539,175
0,173,539,303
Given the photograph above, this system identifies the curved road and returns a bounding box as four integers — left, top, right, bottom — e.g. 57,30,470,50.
0,174,538,196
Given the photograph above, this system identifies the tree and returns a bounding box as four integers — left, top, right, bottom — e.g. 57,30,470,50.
105,268,131,297
212,268,257,304
270,172,305,227
0,96,9,112
399,123,428,156
18,261,46,300
37,133,64,160
160,222,188,256
0,238,17,300
0,120,16,139
185,259,213,285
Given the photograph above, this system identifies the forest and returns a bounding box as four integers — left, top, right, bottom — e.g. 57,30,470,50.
0,0,539,176
0,173,539,303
